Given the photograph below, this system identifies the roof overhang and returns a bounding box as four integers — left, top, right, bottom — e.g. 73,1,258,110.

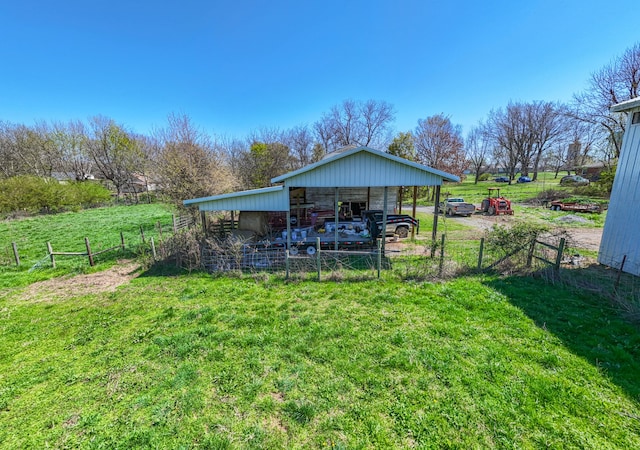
183,185,289,211
610,97,640,113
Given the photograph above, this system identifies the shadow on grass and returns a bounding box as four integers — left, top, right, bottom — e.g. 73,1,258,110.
484,273,640,403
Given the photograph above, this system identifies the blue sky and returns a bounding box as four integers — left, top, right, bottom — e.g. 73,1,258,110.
1,1,638,139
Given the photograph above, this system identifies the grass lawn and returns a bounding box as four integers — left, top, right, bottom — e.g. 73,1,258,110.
1,270,639,448
0,204,175,288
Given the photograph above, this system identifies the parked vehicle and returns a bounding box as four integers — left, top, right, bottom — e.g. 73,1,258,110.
284,210,418,256
363,210,419,238
438,197,475,217
549,200,607,213
517,176,531,183
480,188,514,215
560,175,589,186
494,176,509,183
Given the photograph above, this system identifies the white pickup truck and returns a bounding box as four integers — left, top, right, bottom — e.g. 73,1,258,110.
439,197,475,217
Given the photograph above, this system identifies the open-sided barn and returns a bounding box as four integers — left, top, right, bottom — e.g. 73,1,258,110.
184,145,459,255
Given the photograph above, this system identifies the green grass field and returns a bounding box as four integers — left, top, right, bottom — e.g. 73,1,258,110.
0,204,175,288
1,272,639,448
2,198,636,448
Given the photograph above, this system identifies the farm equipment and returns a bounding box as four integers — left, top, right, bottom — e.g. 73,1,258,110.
549,200,606,213
480,188,514,215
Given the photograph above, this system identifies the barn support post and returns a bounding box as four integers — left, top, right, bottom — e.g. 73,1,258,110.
334,187,339,251
399,186,403,214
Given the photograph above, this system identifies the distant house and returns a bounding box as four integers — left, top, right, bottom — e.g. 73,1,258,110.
576,161,608,181
598,97,640,276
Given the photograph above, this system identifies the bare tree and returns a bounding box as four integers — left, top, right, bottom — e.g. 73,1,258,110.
572,42,640,158
283,125,314,169
484,102,569,182
414,114,466,178
465,126,490,183
87,116,142,198
153,113,234,204
51,120,93,181
313,99,395,152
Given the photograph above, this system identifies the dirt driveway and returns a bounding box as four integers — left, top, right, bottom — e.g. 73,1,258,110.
414,206,603,252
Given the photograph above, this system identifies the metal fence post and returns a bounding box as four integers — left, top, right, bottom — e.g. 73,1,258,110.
285,250,290,280
316,237,321,281
377,238,382,279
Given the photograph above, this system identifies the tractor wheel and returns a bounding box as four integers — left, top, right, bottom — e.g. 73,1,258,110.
306,245,317,256
488,206,496,215
481,199,489,212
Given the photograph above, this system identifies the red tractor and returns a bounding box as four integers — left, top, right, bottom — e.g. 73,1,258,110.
481,188,514,215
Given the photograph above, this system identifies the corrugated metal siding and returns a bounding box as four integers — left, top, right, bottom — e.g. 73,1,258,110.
282,152,443,188
598,109,640,275
193,188,290,212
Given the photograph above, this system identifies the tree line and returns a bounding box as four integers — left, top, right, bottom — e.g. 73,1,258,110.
1,42,638,206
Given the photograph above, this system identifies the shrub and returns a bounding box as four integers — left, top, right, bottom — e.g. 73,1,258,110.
485,222,550,256
477,172,491,182
0,176,111,214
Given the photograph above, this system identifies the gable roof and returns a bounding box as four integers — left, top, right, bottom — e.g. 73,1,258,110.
271,146,459,187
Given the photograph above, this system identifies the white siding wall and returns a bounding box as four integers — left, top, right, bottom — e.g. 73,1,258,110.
598,108,640,275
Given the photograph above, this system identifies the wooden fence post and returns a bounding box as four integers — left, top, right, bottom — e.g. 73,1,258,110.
157,221,163,241
12,242,20,266
554,238,566,271
140,225,146,243
85,237,94,266
120,232,125,250
477,238,484,271
47,242,55,268
172,214,177,233
526,239,536,268
316,237,321,281
150,237,157,260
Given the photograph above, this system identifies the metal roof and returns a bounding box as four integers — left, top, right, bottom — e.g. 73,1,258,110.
271,146,460,187
183,185,289,211
610,97,640,112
